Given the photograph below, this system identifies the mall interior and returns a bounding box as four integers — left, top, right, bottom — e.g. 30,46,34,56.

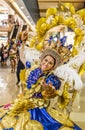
0,0,85,130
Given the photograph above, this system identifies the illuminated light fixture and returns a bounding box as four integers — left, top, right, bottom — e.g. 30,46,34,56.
27,16,29,18
21,6,24,10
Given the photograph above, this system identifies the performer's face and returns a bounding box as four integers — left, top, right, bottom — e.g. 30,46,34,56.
41,55,55,71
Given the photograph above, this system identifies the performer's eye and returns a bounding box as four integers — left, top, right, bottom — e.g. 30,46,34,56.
45,59,48,62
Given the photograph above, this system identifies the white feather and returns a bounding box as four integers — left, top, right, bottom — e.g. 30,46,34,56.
24,47,40,62
67,51,85,71
24,47,84,90
54,65,83,90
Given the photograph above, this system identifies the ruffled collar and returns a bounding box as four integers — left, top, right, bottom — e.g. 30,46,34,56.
27,68,50,89
27,68,42,89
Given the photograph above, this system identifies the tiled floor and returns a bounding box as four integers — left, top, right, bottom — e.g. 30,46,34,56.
0,66,85,129
70,74,85,129
0,66,18,105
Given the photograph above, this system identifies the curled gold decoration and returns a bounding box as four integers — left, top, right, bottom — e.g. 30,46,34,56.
63,3,75,15
64,17,76,30
47,108,74,127
0,108,8,119
39,23,48,36
55,16,59,24
46,8,57,17
8,97,35,117
52,17,58,25
2,115,16,128
35,41,43,50
59,126,73,130
30,36,38,48
74,28,83,36
57,15,64,25
0,123,4,130
76,9,85,24
79,62,85,76
58,83,70,109
74,28,84,46
14,111,30,130
25,120,44,130
36,18,46,31
71,47,79,57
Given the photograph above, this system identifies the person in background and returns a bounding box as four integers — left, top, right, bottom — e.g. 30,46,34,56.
9,43,18,73
3,46,8,66
16,27,29,85
0,43,4,66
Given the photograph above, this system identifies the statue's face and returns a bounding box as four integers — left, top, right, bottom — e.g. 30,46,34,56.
43,26,62,50
43,25,75,50
40,55,55,71
43,25,75,63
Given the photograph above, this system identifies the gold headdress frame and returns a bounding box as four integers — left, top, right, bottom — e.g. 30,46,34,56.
30,3,84,58
40,49,62,69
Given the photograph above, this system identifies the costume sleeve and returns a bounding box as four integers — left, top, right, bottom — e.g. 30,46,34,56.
46,74,61,90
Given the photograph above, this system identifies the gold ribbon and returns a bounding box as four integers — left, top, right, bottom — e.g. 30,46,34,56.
2,115,16,128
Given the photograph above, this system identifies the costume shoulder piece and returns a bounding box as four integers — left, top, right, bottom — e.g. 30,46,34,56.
28,3,85,116
30,3,85,90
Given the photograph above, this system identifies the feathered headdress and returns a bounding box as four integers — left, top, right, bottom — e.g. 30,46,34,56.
30,3,84,64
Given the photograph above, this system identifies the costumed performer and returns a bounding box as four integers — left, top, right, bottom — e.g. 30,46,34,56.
0,48,82,130
9,43,18,73
28,3,85,123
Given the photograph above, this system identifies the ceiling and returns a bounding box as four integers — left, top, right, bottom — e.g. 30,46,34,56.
0,0,14,14
23,0,40,24
14,0,35,25
38,0,85,17
0,0,85,29
0,0,36,36
0,0,14,35
0,0,34,24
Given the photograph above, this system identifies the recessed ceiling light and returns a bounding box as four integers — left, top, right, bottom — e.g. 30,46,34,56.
27,16,29,18
21,6,24,10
